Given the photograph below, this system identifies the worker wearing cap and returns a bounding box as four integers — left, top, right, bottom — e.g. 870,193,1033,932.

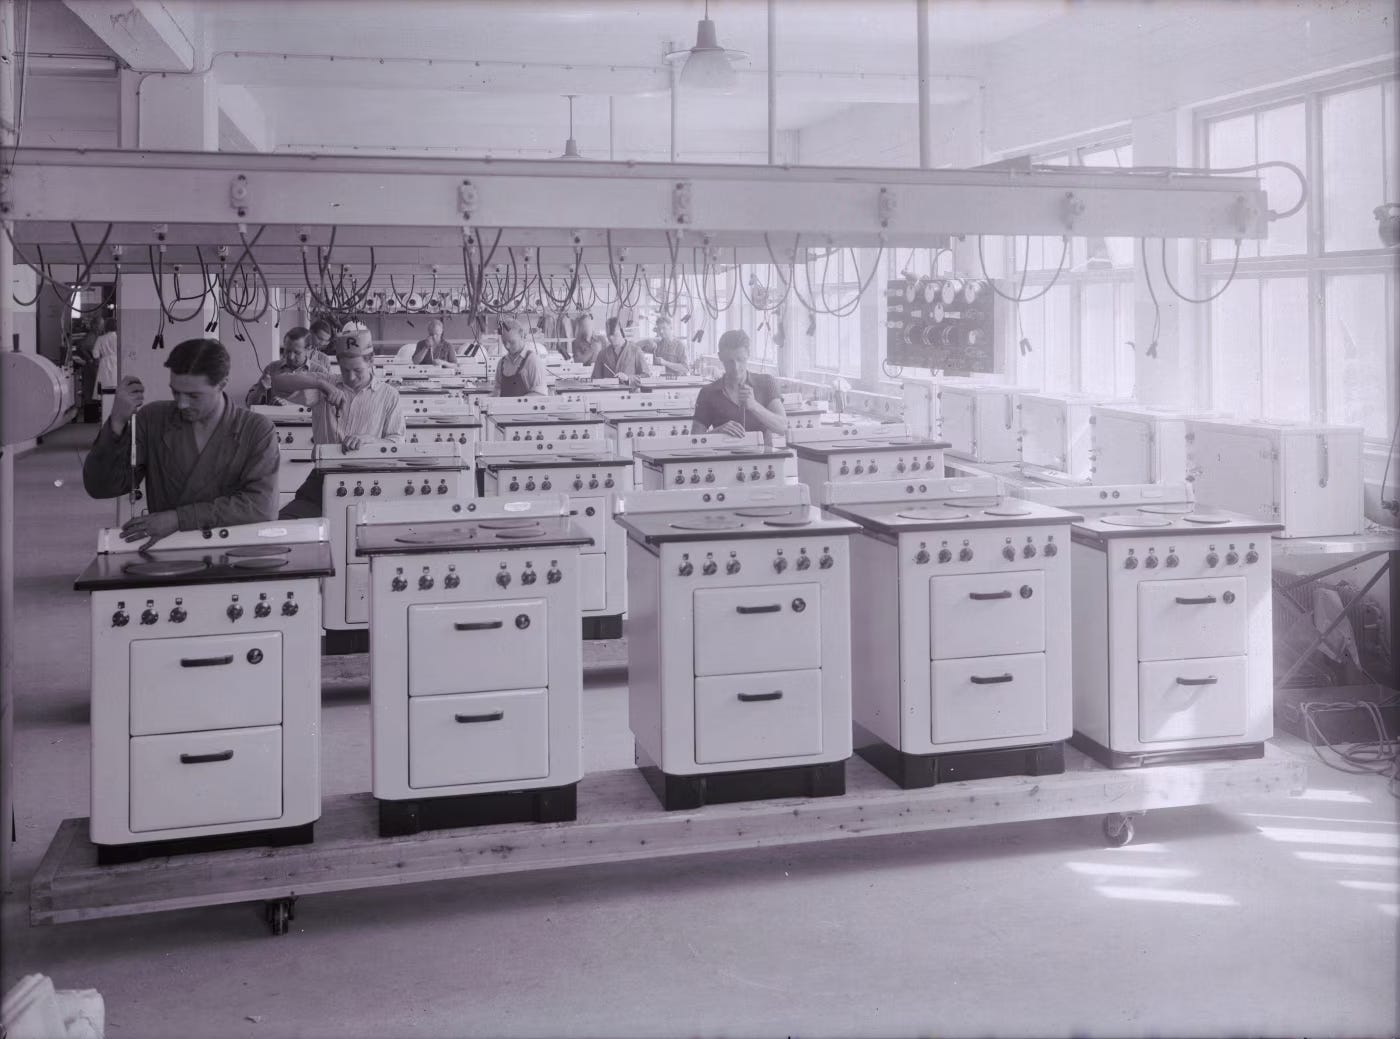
272,329,406,518
82,338,280,547
494,316,548,396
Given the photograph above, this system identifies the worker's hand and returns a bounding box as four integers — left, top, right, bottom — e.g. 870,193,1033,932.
120,509,178,551
342,434,364,452
737,383,756,412
110,376,145,427
320,379,350,411
718,420,746,438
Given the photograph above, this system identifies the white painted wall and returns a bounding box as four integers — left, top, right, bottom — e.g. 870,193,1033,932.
15,71,120,148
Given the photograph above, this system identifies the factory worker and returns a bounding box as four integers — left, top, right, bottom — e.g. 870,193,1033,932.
494,315,549,396
82,338,280,546
309,318,336,356
412,318,457,365
591,317,650,382
645,313,689,376
273,330,407,519
93,316,120,402
690,329,786,445
246,327,330,407
564,313,605,366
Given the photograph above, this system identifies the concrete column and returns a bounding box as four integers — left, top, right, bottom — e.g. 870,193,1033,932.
0,0,16,893
138,72,218,151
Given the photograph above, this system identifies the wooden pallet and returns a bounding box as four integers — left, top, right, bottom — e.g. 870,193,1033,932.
30,744,1306,929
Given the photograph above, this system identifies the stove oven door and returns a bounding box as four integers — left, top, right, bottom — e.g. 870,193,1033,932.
929,572,1045,659
130,633,283,735
692,584,822,677
1137,656,1248,743
408,600,548,695
1137,577,1248,662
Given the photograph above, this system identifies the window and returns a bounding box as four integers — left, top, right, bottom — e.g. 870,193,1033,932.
795,250,866,380
1198,67,1398,442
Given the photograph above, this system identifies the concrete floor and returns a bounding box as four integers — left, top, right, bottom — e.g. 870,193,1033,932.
2,424,1397,1039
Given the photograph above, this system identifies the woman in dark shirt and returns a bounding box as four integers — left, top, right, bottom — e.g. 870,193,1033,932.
690,330,787,445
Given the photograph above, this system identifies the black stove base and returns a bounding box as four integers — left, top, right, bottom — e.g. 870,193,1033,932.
582,613,623,641
636,745,845,811
322,628,370,656
855,726,1065,789
95,821,316,866
377,783,578,837
1070,731,1266,770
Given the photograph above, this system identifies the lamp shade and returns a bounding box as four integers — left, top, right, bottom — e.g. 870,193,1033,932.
680,18,737,91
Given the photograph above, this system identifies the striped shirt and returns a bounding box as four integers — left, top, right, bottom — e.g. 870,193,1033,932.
305,373,406,446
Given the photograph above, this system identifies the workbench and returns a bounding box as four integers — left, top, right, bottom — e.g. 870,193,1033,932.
30,743,1306,935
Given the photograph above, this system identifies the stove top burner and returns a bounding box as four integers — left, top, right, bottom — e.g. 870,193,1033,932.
224,545,293,557
947,497,1001,508
898,507,967,521
762,515,813,527
720,446,765,455
668,514,745,531
984,505,1032,517
393,528,477,545
1099,513,1172,528
121,559,212,577
657,449,712,458
478,518,542,530
1181,513,1231,524
230,557,290,571
493,528,548,540
1138,504,1195,515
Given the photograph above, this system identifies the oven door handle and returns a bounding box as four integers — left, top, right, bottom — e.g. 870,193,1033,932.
970,673,1015,685
179,749,234,764
1175,676,1219,687
455,710,506,723
179,655,235,668
1174,595,1217,605
735,604,782,614
454,620,505,631
737,691,784,702
968,591,1013,601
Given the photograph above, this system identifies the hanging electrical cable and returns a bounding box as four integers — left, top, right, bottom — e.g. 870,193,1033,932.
1157,236,1242,304
976,234,1070,303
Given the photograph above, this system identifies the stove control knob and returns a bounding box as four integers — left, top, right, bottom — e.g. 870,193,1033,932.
1002,546,1016,562
896,461,907,473
254,599,273,618
1225,550,1239,566
281,598,299,616
737,470,747,482
1043,542,1058,558
140,606,159,626
437,481,449,495
674,473,685,486
938,548,952,564
168,605,187,624
1144,554,1158,568
690,472,701,485
1206,552,1219,568
111,608,129,627
704,470,715,484
819,553,835,570
795,554,812,571
1164,553,1179,568
573,478,584,491
773,555,789,573
765,467,776,481
443,572,460,590
353,483,365,497
589,477,600,490
405,483,416,495
1245,549,1259,564
869,461,879,474
604,476,616,489
678,560,694,577
910,460,921,471
391,575,407,592
418,574,434,590
1123,555,1138,570
1023,544,1037,558
702,560,718,576
546,568,562,584
227,602,244,621
541,479,553,491
751,467,761,481
335,484,348,497
839,463,850,475
915,548,930,565
521,569,538,585
509,480,520,492
958,547,973,562
853,463,865,475
496,570,512,588
370,484,382,496
726,559,742,575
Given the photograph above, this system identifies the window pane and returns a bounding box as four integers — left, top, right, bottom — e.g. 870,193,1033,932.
1261,277,1310,421
1325,273,1391,438
1208,114,1258,260
1043,285,1073,393
1210,279,1262,418
1257,103,1307,257
1115,282,1136,399
1015,295,1047,390
1323,84,1387,252
1080,282,1117,397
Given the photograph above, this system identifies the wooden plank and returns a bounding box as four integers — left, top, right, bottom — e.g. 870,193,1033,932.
30,745,1307,927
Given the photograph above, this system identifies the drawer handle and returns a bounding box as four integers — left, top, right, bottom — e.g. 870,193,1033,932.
968,591,1012,601
1174,595,1218,605
179,655,234,668
454,620,504,631
970,673,1014,685
179,749,234,764
1175,676,1219,686
736,604,782,615
737,691,784,702
455,710,505,723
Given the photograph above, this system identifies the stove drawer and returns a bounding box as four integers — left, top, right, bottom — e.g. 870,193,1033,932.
694,668,824,765
408,689,550,789
693,584,822,677
1137,577,1247,662
129,725,282,833
930,653,1047,745
408,600,548,695
579,553,607,612
567,496,608,554
929,571,1045,659
130,633,283,736
1138,657,1248,743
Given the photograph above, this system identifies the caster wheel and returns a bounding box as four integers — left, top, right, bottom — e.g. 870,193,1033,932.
1103,813,1135,848
264,899,294,936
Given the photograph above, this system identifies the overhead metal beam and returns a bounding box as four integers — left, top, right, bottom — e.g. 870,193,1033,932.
6,148,1271,241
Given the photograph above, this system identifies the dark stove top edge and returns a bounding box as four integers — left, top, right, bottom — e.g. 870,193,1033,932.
75,542,335,591
790,439,952,461
823,505,1080,535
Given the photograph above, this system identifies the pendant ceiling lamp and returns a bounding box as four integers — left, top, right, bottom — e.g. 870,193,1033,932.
675,0,742,92
558,95,583,160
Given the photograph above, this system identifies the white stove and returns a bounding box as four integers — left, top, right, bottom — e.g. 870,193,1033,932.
938,382,1030,462
782,402,832,435
481,397,606,443
604,409,697,459
317,441,474,640
635,433,794,491
1089,404,1192,485
617,483,859,809
355,495,588,835
1018,392,1114,480
1015,482,1282,767
75,518,332,861
479,440,635,637
1184,417,1365,538
251,403,316,509
404,404,482,448
789,424,950,504
901,377,942,440
823,477,1076,787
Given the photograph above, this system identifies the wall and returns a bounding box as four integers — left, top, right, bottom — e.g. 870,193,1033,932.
16,71,120,149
